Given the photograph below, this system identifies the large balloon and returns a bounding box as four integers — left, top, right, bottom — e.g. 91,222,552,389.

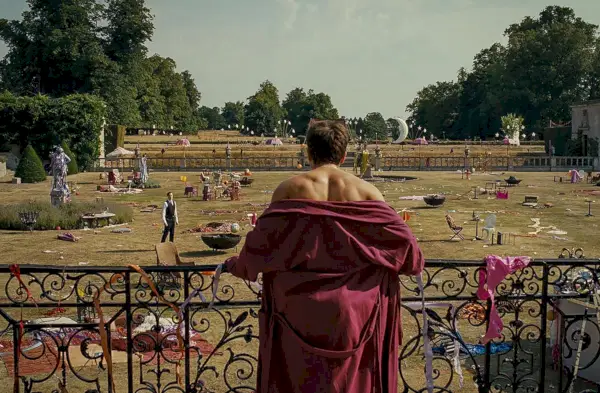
392,118,409,143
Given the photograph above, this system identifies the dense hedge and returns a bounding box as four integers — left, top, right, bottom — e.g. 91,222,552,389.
15,144,46,183
61,141,79,174
0,92,106,170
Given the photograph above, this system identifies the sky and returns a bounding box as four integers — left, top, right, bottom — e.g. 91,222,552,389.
1,0,600,119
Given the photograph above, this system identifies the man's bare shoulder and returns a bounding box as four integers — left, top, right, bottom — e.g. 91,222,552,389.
351,176,385,201
271,174,310,202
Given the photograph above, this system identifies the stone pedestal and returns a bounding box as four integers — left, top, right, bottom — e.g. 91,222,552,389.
51,190,68,207
374,147,382,171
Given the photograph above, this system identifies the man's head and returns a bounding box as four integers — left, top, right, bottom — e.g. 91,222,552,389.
305,119,349,167
167,192,173,201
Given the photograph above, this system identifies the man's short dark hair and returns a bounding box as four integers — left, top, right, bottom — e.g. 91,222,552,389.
167,192,173,196
305,119,349,165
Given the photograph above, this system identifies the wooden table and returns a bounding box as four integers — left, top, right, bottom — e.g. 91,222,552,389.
81,213,115,228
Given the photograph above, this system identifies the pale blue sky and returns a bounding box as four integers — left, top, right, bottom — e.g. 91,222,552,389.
1,1,599,118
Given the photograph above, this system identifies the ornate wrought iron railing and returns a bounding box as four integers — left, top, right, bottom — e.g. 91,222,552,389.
0,260,599,393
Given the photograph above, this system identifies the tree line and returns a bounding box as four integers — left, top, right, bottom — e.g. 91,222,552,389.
405,6,600,140
0,0,201,132
0,0,398,140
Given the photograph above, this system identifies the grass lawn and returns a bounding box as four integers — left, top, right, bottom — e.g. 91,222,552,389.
0,169,597,392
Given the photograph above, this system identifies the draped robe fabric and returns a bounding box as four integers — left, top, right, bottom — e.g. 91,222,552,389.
224,199,424,393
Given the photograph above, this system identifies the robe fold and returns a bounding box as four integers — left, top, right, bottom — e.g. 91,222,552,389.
225,199,424,393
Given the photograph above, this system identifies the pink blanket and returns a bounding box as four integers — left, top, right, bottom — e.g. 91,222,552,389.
477,255,531,343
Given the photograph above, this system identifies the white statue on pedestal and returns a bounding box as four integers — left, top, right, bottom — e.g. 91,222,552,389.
50,146,71,206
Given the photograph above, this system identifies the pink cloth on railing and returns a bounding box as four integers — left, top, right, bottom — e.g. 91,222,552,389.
476,255,531,344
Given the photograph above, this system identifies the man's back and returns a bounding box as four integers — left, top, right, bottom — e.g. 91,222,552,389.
271,165,384,203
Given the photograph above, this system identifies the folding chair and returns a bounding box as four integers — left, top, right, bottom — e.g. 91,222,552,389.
154,243,194,287
445,214,464,240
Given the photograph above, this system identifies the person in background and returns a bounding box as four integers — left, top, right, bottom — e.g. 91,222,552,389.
161,192,179,242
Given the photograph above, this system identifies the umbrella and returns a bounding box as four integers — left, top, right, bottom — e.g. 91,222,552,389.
176,138,191,167
266,138,283,146
412,138,428,145
106,147,135,160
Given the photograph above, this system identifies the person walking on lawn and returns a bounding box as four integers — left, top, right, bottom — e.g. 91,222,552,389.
161,191,179,242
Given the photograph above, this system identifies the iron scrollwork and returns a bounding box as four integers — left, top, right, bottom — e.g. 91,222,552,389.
0,261,599,392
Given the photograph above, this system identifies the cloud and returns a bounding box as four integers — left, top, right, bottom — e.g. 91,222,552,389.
277,0,300,30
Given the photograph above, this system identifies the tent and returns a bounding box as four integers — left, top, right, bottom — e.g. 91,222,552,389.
266,138,283,146
412,137,428,145
105,147,135,160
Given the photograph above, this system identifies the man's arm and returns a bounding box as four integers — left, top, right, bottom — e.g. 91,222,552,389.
224,215,291,281
162,202,167,226
394,223,425,276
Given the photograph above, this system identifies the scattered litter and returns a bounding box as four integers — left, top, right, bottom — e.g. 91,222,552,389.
111,228,132,234
552,236,569,241
547,230,567,235
78,262,89,265
104,223,129,229
399,196,425,201
42,250,56,254
447,210,456,213
57,233,80,242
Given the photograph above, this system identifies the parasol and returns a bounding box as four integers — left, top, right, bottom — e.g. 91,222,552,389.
176,138,191,167
106,147,135,161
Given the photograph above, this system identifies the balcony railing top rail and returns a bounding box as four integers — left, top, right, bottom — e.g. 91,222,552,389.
1,259,599,393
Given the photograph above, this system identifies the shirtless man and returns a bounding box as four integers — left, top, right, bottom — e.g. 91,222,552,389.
224,118,423,393
271,119,384,203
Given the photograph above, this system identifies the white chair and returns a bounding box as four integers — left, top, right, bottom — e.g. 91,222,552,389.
481,214,497,242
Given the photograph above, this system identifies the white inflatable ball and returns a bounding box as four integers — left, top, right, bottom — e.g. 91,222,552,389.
231,223,240,233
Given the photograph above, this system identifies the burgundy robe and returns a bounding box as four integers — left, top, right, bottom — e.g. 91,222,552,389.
224,199,424,393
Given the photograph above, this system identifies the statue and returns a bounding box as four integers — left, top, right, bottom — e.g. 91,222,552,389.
140,154,149,183
225,143,231,159
50,146,71,206
360,145,370,177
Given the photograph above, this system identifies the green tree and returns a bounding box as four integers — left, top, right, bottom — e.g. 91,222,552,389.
198,106,226,130
244,80,285,135
15,144,46,183
362,112,387,141
502,6,598,128
406,80,462,140
0,0,108,96
282,88,339,135
61,141,79,175
102,0,154,63
386,118,400,140
221,101,245,128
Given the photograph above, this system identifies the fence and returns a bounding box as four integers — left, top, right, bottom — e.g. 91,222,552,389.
1,259,599,393
92,156,598,172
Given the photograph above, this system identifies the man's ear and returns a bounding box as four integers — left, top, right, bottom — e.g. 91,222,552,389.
340,152,346,165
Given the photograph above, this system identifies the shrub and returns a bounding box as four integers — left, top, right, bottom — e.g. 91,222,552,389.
140,179,161,189
61,141,79,174
15,145,47,183
0,201,133,230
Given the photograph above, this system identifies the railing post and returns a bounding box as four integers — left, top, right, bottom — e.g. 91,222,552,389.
539,262,549,392
184,271,191,391
12,319,19,393
483,297,492,393
125,271,133,393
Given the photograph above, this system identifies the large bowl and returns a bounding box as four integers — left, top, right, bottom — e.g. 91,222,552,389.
505,178,522,185
201,234,242,250
240,177,254,186
423,195,446,207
